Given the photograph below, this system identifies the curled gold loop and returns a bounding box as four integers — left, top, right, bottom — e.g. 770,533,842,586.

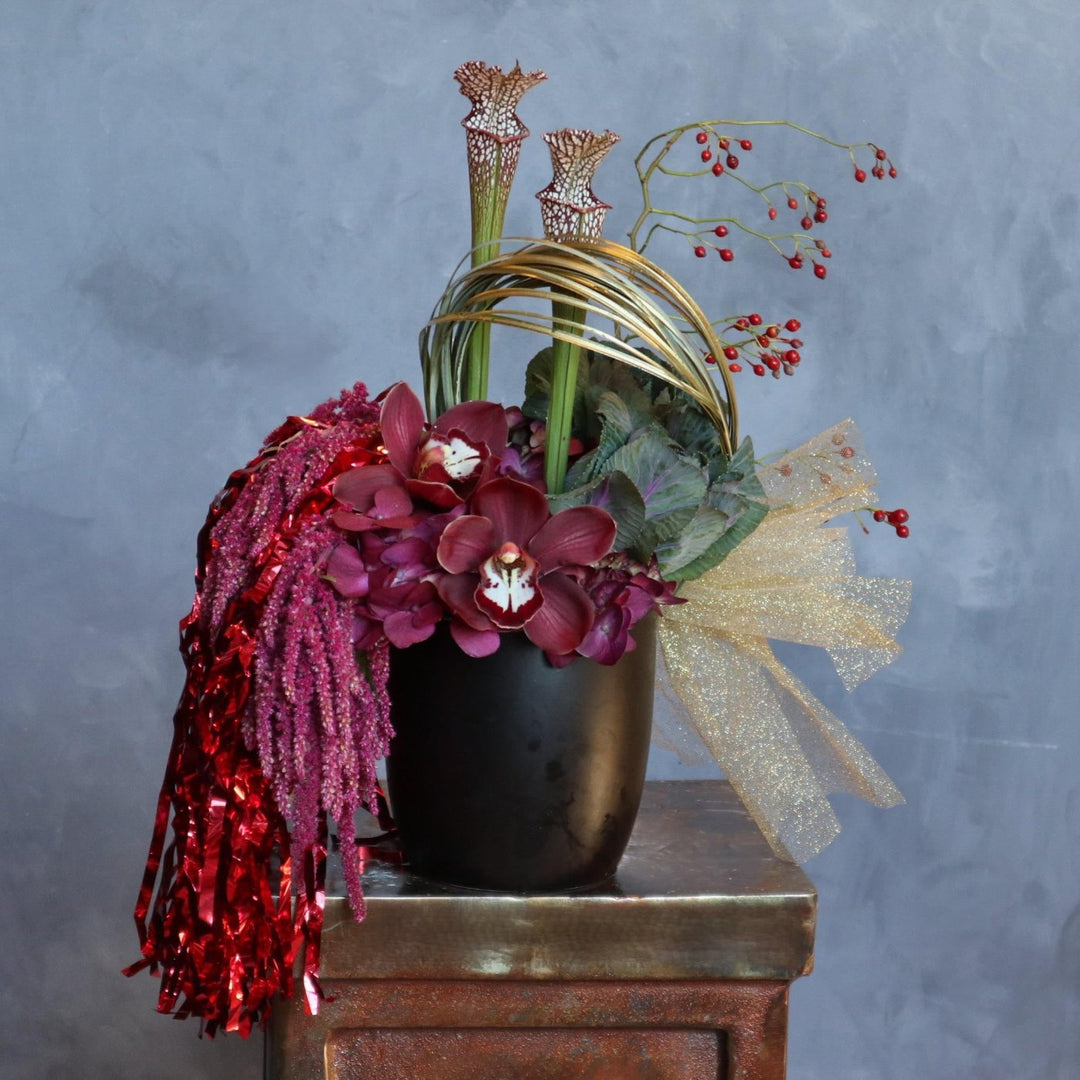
420,238,737,455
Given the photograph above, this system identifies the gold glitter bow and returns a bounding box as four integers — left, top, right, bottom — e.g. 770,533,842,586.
658,420,909,863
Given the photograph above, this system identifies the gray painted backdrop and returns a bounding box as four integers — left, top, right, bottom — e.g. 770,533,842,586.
3,2,1077,1077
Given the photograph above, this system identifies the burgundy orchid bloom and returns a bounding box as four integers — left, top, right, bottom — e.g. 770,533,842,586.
379,382,509,508
436,476,617,658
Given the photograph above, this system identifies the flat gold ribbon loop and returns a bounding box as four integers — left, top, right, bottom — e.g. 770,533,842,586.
658,420,909,863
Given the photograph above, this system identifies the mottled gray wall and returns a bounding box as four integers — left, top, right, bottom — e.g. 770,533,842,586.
2,2,1077,1077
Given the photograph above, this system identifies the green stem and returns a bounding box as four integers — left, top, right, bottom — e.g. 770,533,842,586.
545,298,584,495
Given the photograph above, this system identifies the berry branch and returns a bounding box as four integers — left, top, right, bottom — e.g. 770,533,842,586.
626,118,896,384
629,119,894,271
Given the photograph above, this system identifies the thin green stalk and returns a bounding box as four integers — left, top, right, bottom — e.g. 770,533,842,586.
544,297,584,495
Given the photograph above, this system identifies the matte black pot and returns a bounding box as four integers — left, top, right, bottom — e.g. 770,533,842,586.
385,615,656,892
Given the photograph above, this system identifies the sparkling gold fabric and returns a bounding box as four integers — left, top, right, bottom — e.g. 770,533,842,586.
658,420,909,863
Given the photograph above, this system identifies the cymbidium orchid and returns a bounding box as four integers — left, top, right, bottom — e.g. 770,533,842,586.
377,381,507,507
436,476,617,659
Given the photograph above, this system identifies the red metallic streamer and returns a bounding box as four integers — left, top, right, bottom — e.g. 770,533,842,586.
126,405,385,1035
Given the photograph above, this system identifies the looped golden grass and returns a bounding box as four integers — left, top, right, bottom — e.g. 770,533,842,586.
419,238,738,455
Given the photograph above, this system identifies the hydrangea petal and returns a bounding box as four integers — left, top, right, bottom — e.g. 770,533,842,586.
383,609,438,649
334,463,403,512
325,544,370,598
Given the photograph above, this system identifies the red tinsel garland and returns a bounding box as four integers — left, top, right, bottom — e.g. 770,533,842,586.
126,411,385,1035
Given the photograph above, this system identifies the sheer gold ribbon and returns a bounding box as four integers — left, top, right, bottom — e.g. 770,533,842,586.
658,420,909,863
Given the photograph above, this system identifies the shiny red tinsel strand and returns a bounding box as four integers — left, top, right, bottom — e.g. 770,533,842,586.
126,384,391,1035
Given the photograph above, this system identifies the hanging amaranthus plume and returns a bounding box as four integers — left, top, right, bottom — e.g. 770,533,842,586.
536,128,621,242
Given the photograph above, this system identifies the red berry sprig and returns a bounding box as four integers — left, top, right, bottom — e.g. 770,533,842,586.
871,507,911,538
712,313,806,379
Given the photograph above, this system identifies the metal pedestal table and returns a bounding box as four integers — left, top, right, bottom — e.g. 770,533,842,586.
266,780,816,1079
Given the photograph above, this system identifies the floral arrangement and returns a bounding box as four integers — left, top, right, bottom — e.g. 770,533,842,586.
127,61,911,1036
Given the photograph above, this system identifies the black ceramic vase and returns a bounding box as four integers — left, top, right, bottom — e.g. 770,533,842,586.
385,614,656,892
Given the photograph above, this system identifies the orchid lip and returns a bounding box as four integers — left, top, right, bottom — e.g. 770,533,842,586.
417,433,484,482
475,541,542,628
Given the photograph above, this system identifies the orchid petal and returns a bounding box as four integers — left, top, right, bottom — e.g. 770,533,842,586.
470,476,550,547
449,620,502,658
523,571,595,655
380,382,426,475
475,542,542,629
436,573,492,631
434,400,509,452
405,478,464,510
528,505,617,570
437,515,496,574
543,649,576,669
416,432,487,485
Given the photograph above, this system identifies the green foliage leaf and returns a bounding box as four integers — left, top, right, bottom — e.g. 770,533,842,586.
659,436,768,580
565,391,646,487
523,345,592,430
603,429,708,559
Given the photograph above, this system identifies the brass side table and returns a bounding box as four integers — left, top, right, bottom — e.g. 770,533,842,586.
267,780,816,1080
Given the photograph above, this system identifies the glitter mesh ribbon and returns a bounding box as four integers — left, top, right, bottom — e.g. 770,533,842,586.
658,420,909,863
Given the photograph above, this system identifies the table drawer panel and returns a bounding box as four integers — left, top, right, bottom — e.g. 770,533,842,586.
326,1026,722,1079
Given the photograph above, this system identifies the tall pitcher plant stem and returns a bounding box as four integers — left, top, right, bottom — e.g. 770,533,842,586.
456,61,546,402
536,129,621,494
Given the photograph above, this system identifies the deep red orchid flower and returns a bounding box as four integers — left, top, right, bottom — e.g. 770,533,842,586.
436,476,617,658
379,382,509,508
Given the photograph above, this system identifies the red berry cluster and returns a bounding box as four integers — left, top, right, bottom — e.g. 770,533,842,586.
675,128,896,287
705,314,804,379
764,189,834,280
871,507,910,538
694,128,753,180
854,145,898,183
